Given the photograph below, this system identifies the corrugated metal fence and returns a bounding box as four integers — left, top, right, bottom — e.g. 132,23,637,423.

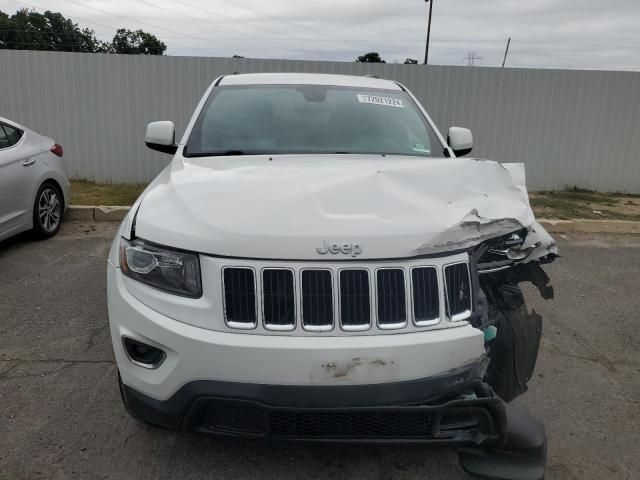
1,50,639,191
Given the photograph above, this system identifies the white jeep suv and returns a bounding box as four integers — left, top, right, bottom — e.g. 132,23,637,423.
107,73,557,480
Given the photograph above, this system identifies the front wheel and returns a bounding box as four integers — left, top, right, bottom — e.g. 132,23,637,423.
32,182,63,239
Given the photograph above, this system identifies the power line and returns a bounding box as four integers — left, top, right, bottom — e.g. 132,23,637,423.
2,1,352,48
6,0,117,35
6,0,223,53
134,0,268,42
0,28,353,43
169,0,290,38
214,0,368,50
134,0,322,55
165,0,368,51
60,0,200,39
0,41,102,49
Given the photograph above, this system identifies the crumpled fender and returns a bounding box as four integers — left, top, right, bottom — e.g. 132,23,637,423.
501,163,557,264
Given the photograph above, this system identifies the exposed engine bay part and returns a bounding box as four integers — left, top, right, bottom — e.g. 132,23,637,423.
483,280,543,402
468,234,554,403
477,227,558,274
480,262,554,402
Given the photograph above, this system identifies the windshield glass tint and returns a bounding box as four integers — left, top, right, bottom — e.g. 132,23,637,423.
186,85,443,157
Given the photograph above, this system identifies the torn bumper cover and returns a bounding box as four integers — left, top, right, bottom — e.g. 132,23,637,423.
121,358,546,480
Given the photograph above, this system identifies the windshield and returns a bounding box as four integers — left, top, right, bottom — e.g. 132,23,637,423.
185,85,444,157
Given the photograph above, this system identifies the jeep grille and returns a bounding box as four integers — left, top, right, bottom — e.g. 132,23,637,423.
222,258,472,333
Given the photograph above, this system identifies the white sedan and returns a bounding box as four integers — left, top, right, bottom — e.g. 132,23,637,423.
0,117,69,242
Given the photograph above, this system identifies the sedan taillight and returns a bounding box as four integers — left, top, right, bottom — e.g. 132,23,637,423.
50,143,63,157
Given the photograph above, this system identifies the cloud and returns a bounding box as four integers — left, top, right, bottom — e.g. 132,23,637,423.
2,0,638,70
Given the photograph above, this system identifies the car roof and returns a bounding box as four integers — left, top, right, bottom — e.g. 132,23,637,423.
217,73,402,90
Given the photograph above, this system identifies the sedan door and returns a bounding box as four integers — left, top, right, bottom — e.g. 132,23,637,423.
0,124,34,239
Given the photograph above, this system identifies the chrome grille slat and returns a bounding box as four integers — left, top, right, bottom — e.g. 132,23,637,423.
444,263,472,321
263,269,295,329
412,267,439,325
339,269,371,329
222,268,257,327
376,269,407,328
301,270,333,330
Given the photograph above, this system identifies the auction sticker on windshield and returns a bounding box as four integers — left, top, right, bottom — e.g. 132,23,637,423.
357,94,404,108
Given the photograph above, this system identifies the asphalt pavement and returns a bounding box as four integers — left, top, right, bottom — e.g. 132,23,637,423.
1,222,638,480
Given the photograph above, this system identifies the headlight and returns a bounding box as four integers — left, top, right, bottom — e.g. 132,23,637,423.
119,238,202,298
477,229,528,273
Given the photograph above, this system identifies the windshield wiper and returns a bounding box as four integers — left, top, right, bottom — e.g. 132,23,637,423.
185,150,251,157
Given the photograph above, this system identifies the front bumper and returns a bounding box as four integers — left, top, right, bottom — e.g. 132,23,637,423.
109,263,546,479
122,374,546,480
108,264,486,400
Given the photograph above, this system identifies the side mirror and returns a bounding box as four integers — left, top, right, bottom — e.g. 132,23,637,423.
145,121,177,154
447,127,473,156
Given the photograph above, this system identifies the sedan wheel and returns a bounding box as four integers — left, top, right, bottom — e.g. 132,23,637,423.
33,182,63,238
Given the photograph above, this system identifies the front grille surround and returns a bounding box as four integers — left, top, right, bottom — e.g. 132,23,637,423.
217,253,471,336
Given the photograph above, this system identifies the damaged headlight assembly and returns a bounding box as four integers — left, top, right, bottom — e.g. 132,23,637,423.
119,238,202,298
476,229,553,273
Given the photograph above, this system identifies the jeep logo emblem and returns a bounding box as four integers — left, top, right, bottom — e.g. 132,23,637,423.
316,241,363,257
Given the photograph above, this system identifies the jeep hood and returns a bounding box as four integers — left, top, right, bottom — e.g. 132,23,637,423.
133,154,556,261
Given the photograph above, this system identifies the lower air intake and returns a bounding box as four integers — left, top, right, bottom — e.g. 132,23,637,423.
270,409,435,439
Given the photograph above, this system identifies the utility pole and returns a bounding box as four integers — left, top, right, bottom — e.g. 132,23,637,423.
501,37,511,68
465,51,482,66
423,0,434,65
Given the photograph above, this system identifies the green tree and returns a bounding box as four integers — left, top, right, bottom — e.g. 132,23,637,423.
0,9,166,55
0,11,11,48
355,52,386,63
404,58,418,64
111,28,166,55
0,9,108,52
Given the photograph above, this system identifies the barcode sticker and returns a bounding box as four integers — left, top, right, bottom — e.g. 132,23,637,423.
357,94,404,108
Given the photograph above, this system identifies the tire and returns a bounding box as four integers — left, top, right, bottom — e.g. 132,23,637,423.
32,181,63,239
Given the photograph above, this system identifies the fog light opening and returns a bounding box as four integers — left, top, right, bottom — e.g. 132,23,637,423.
123,337,166,369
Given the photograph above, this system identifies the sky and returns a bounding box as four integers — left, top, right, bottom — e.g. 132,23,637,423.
1,0,640,71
